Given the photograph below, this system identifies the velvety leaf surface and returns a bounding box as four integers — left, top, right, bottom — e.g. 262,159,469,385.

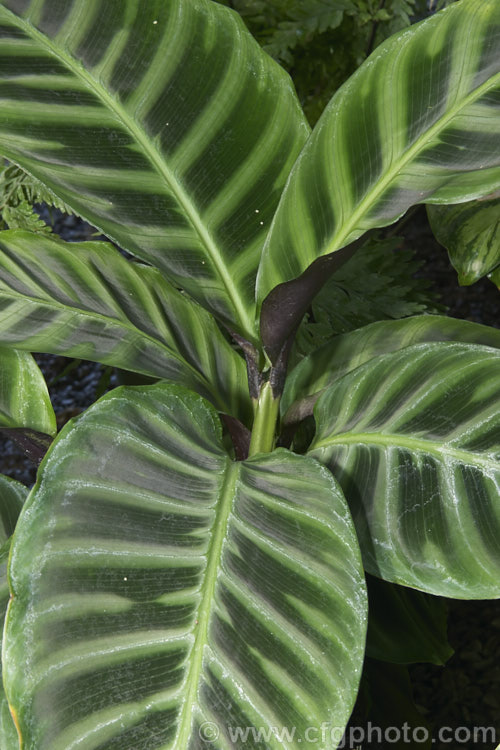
366,575,453,666
0,0,309,341
0,230,249,420
283,316,500,423
4,384,367,750
257,0,500,303
0,345,55,435
428,198,500,285
309,343,500,598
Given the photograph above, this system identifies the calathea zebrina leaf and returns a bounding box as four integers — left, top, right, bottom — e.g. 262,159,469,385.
428,198,500,285
0,537,20,750
282,315,500,424
257,0,500,305
309,343,500,599
4,383,367,750
0,230,250,421
0,476,27,750
0,473,26,550
0,0,309,342
0,345,55,436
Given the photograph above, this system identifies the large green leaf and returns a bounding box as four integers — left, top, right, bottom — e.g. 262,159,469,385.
0,345,55,435
0,476,28,750
0,230,249,420
4,384,367,750
257,0,500,303
428,198,500,285
309,342,500,598
282,315,500,423
0,537,19,749
0,473,26,541
0,0,309,341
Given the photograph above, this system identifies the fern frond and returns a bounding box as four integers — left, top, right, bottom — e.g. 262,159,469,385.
0,162,73,214
293,237,442,361
1,203,52,234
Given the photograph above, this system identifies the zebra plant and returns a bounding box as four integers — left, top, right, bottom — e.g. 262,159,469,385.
0,0,499,748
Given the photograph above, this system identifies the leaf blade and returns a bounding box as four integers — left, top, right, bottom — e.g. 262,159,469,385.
283,315,500,423
4,383,367,749
0,230,249,420
257,0,500,304
0,0,310,340
0,345,55,436
428,198,500,285
309,342,500,598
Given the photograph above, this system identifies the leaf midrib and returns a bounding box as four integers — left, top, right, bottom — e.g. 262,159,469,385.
313,431,500,472
329,62,500,255
2,8,255,338
176,459,239,745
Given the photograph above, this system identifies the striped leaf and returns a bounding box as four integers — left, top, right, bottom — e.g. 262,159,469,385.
282,315,500,424
0,472,26,540
490,266,500,288
0,230,249,420
0,537,19,750
257,0,500,304
0,345,55,435
4,383,367,750
0,476,27,750
0,0,309,341
309,342,500,598
428,198,500,285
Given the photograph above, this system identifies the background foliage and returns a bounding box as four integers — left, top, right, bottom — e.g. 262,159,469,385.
217,0,457,123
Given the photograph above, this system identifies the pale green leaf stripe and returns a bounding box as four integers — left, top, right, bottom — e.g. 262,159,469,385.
309,343,500,598
0,0,309,341
257,0,500,303
282,315,500,422
4,384,366,750
428,198,500,284
0,344,55,435
0,230,249,420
